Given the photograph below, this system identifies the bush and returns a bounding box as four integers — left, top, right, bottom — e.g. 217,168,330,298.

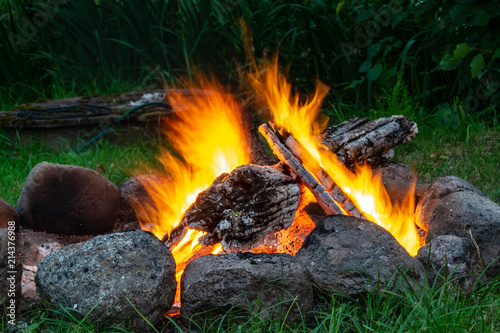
1,0,498,121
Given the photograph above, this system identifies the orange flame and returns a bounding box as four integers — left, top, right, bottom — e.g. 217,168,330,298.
136,80,251,240
134,75,250,305
250,58,421,256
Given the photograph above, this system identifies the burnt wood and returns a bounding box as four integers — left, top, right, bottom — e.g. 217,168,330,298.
182,164,301,251
322,115,418,168
284,135,365,219
258,123,344,215
0,90,171,128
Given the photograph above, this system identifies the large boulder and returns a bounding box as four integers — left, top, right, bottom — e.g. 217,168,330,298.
374,162,429,207
0,227,23,320
36,230,176,331
16,162,119,235
415,176,483,231
0,197,18,229
296,215,425,297
416,176,500,278
181,252,313,322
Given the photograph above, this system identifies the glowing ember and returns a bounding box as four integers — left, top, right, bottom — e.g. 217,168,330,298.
169,227,223,308
134,75,251,306
249,58,421,256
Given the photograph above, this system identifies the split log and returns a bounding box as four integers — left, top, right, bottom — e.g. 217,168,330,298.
258,123,344,216
284,135,365,219
182,164,301,251
321,116,418,168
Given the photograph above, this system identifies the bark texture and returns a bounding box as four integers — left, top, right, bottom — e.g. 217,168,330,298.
284,135,365,219
258,123,343,215
183,164,301,250
322,116,418,168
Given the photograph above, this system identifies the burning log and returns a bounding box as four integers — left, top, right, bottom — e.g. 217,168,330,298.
260,116,417,219
258,123,344,215
284,135,365,219
321,116,418,168
182,164,301,250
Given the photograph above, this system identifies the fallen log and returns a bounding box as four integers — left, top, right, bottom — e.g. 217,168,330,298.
258,123,344,216
182,164,301,251
321,116,418,168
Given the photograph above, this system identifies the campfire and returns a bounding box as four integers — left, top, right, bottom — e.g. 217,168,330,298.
131,59,424,312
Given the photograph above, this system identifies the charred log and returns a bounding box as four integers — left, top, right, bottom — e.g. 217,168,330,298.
322,116,418,168
183,164,301,250
284,135,365,219
258,123,344,216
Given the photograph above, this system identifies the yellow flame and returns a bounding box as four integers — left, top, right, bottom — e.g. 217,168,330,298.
133,74,251,306
135,78,251,240
250,58,421,256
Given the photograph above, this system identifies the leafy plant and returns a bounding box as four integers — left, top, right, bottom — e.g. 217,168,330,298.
1,0,499,120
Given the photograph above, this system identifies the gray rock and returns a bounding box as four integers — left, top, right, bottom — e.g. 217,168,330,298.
416,235,482,291
16,162,119,235
374,162,429,208
296,215,425,297
1,228,22,319
0,197,18,229
181,252,313,322
17,229,93,302
36,230,176,330
117,175,163,222
415,176,483,231
422,190,500,278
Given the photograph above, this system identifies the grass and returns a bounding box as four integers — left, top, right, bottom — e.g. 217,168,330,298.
2,272,499,332
176,274,500,333
395,124,500,203
0,127,162,206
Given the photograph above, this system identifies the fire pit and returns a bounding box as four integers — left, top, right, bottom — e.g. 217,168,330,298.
128,61,428,309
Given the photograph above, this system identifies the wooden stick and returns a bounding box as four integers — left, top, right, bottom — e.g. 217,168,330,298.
258,123,344,215
284,135,366,219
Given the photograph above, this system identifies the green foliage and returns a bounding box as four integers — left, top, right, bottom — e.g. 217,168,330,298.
419,0,500,114
1,0,499,121
0,128,160,205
